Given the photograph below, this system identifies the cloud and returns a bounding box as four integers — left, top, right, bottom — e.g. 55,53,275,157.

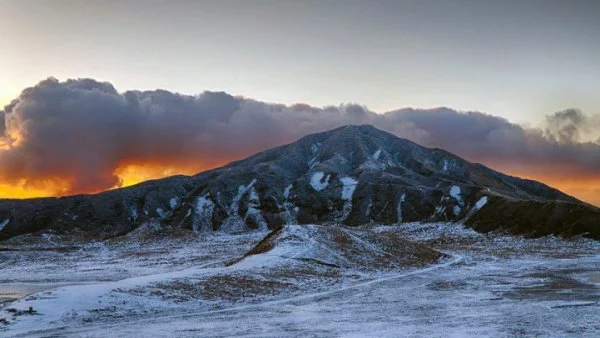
380,107,600,178
0,110,5,140
544,108,598,143
1,77,600,195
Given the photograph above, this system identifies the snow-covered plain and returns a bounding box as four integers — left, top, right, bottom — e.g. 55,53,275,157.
1,222,599,338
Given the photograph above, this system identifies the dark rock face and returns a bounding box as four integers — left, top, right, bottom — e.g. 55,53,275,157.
1,125,599,241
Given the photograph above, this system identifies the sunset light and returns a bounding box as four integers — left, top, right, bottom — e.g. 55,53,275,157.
1,1,599,336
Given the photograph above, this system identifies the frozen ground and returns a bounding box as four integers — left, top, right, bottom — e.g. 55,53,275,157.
1,223,599,337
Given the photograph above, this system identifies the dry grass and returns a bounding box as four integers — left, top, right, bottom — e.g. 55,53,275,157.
150,275,297,302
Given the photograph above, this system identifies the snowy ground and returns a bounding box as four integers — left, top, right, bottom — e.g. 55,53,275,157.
1,223,599,337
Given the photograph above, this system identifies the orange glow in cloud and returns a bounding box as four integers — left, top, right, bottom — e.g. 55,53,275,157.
115,163,210,187
0,179,67,199
0,162,227,199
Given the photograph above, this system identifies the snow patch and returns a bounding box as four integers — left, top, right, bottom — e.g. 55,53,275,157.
245,186,268,231
434,206,446,216
337,177,358,222
156,208,166,218
308,143,321,169
310,143,320,154
453,205,461,216
283,184,293,199
475,196,488,210
193,194,215,233
232,179,258,214
281,184,297,225
466,195,489,218
169,198,178,209
310,172,330,191
130,207,138,221
373,149,382,160
340,177,358,201
397,193,406,224
449,185,464,206
220,179,258,233
442,159,457,172
0,218,9,231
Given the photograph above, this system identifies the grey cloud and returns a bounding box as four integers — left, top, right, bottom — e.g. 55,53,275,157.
0,110,5,138
379,108,600,177
1,77,600,194
545,109,589,143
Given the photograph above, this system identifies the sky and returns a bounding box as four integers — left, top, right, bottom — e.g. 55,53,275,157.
0,0,599,205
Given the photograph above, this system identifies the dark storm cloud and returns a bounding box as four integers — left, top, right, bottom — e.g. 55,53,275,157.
1,78,599,194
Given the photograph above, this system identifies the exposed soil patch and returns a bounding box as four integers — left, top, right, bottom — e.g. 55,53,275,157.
504,270,600,302
149,275,298,302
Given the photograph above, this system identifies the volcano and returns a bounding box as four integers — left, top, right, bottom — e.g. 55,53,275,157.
1,124,599,241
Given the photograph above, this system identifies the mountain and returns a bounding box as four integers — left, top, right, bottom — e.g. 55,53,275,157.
0,124,598,241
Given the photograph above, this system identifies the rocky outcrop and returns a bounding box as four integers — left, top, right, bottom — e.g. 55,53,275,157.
233,224,446,270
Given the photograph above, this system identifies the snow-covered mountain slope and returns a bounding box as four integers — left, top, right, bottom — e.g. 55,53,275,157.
0,124,599,241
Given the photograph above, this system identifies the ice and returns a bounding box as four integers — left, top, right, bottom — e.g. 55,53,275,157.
310,172,330,191
373,149,382,160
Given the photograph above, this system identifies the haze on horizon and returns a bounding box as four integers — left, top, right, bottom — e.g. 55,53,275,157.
0,0,599,206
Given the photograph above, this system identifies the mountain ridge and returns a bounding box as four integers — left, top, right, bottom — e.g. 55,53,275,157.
0,124,598,241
